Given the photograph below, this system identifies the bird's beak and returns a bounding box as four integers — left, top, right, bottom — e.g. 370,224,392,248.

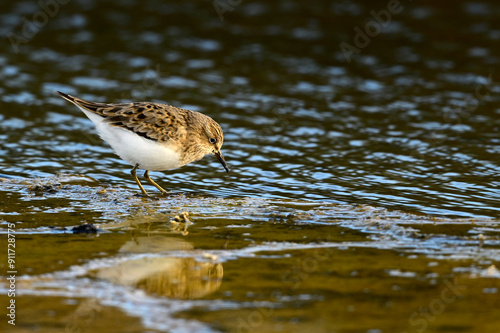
214,150,230,173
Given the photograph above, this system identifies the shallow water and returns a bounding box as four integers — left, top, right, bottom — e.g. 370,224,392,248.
0,177,499,332
1,0,500,332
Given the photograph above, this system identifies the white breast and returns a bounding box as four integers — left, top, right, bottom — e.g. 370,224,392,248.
80,108,183,171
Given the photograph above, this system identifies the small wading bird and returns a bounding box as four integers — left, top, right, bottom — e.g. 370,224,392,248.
57,91,229,196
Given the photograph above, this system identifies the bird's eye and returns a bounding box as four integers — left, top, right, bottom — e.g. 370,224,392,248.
209,138,217,144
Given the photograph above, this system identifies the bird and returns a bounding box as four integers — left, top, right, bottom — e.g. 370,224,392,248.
56,91,229,196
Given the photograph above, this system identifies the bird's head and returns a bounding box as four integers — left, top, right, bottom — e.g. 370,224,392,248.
203,120,230,173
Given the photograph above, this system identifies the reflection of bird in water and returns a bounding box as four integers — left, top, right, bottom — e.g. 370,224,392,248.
95,236,223,299
119,234,192,253
138,258,223,299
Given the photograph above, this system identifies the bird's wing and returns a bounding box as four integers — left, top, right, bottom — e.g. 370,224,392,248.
57,91,187,142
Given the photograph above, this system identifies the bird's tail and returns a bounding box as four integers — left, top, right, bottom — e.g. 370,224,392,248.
56,91,108,113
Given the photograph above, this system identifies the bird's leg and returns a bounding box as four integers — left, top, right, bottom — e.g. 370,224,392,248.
131,164,149,196
144,170,168,195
